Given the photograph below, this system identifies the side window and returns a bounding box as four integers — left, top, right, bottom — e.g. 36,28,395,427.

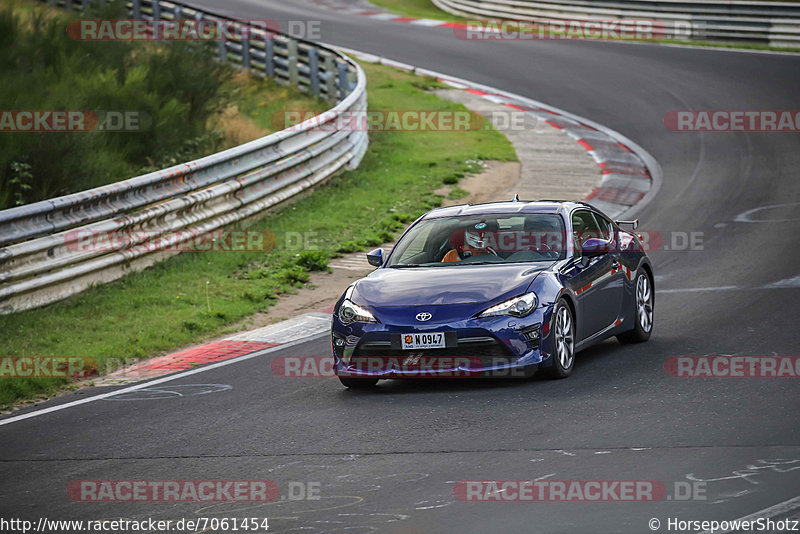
592,213,614,241
571,210,603,254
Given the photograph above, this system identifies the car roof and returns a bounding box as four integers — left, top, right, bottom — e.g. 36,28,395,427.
422,200,597,219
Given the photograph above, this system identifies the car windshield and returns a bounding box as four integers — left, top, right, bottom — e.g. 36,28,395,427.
386,213,567,267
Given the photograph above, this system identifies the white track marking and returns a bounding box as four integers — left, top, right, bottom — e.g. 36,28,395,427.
765,275,800,289
657,286,740,293
331,263,371,271
699,495,800,534
331,259,370,266
482,95,510,105
410,19,449,26
734,202,800,223
0,332,328,427
367,13,398,20
659,281,800,293
228,313,330,343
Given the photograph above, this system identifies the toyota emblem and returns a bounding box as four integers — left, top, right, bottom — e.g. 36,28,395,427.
415,312,432,322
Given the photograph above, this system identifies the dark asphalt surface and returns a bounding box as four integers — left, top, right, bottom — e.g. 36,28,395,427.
2,1,799,532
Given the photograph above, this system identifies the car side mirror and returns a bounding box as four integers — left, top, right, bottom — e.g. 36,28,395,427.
366,248,384,267
616,219,638,231
582,238,611,258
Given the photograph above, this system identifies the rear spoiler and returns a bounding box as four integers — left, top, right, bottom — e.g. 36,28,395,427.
616,219,639,231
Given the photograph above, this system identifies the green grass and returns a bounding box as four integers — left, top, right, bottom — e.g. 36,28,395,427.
447,186,469,200
650,38,800,54
217,72,330,146
369,0,468,22
0,62,516,410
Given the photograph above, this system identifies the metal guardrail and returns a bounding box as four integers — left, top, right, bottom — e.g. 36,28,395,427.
433,0,800,46
0,0,368,314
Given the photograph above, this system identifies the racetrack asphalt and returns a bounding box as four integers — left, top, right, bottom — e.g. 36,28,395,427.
1,1,799,532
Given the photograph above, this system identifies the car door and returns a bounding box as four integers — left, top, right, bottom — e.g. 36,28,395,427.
569,209,624,340
592,211,625,326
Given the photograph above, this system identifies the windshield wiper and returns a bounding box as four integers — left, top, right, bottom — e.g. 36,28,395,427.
452,260,505,266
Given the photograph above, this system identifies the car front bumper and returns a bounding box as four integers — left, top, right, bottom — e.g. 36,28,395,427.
331,304,557,379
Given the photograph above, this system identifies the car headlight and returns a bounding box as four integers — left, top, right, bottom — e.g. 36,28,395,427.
478,292,538,318
338,299,378,325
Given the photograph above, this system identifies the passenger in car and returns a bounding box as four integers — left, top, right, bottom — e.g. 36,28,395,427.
442,220,499,262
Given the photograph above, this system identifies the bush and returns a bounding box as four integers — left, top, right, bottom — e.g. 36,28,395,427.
0,2,231,208
294,250,330,272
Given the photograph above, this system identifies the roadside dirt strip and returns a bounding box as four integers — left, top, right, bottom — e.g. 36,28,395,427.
94,314,332,386
67,61,653,393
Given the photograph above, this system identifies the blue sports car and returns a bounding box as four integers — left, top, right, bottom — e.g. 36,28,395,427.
331,199,654,388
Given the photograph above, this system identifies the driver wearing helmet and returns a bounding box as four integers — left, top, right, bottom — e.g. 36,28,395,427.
442,221,498,262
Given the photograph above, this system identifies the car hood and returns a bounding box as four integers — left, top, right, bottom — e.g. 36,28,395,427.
351,263,549,308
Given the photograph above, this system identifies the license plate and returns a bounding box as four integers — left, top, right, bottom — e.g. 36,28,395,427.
401,332,446,350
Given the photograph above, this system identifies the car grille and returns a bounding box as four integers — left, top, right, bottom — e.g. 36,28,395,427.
353,338,515,368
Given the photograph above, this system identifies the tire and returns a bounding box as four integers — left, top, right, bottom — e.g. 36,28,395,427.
545,299,575,379
338,376,379,389
617,271,654,344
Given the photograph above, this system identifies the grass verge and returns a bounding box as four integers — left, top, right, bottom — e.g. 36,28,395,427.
0,61,517,410
369,0,469,22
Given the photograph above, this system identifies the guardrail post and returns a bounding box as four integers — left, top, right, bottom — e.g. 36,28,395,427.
194,12,205,51
132,0,141,19
324,55,336,102
337,62,348,100
50,0,57,8
287,39,299,88
152,0,160,21
308,48,320,97
265,39,274,78
693,20,708,40
241,23,251,70
173,4,181,20
218,29,228,63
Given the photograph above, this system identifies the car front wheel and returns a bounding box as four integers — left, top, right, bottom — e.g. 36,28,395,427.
545,299,575,379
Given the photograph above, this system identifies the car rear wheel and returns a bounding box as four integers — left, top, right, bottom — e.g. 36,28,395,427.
618,271,653,344
338,376,379,389
546,299,575,379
